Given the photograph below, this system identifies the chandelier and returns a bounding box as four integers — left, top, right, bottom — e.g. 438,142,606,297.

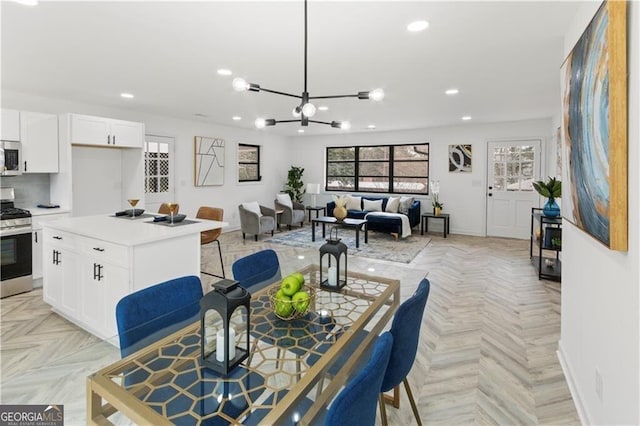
232,0,384,130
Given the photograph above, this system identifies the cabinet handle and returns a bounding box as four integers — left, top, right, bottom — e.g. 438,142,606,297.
53,236,62,240
35,231,38,243
99,264,104,281
24,161,27,172
93,263,104,281
113,135,116,145
107,135,111,144
93,247,105,252
52,250,56,265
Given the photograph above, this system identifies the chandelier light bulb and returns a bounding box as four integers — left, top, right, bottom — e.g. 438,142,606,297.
232,77,249,92
255,118,266,128
340,121,351,130
292,107,302,118
301,102,317,117
369,89,385,101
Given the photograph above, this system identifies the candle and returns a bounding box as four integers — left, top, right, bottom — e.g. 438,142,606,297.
216,328,236,362
328,266,337,286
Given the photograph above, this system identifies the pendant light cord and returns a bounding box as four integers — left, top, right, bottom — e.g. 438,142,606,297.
304,0,308,94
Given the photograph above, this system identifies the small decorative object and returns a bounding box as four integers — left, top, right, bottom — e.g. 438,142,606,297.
195,136,225,186
166,202,179,224
332,195,348,222
544,258,555,268
448,144,472,172
306,183,321,207
533,177,562,217
319,228,348,291
284,166,305,203
551,237,562,249
430,180,443,215
200,279,250,375
127,199,141,218
269,275,316,320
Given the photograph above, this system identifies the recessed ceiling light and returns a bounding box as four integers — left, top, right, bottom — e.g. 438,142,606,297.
407,20,429,32
298,129,305,133
232,116,241,121
120,93,134,99
318,106,329,111
462,116,472,121
445,89,459,95
297,255,305,260
217,69,232,76
367,124,376,129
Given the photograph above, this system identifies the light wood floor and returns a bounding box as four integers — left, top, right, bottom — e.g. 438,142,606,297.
0,230,579,425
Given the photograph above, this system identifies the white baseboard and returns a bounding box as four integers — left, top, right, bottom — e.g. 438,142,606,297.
557,340,591,425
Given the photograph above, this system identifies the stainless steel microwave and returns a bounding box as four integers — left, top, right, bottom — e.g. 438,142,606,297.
0,141,22,176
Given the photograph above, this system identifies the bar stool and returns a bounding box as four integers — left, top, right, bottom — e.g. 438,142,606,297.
197,206,225,279
158,203,179,215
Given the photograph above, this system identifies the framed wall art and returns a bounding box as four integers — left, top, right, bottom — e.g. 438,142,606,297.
448,144,472,172
560,0,627,251
194,136,225,186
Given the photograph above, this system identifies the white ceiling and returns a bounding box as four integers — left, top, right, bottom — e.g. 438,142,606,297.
1,1,580,137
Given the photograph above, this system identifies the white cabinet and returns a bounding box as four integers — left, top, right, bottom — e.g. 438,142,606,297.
70,114,143,148
43,227,131,339
1,109,21,141
32,213,70,280
21,112,59,173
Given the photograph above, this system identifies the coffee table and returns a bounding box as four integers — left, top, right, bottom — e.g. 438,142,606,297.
311,216,368,248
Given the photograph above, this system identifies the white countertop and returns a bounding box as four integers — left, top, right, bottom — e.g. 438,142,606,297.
27,206,71,217
43,214,227,246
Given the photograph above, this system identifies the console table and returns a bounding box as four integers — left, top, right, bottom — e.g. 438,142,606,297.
421,212,450,238
529,208,562,281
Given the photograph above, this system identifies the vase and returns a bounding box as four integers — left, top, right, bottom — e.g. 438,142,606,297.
434,207,441,216
334,205,347,221
543,198,560,217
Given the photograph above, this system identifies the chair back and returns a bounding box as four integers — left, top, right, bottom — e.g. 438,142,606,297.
158,203,179,215
232,249,281,293
381,278,430,392
197,206,224,244
116,275,203,357
325,332,394,426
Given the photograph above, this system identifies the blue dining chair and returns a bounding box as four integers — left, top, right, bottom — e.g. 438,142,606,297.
115,275,203,358
378,278,430,426
232,249,282,293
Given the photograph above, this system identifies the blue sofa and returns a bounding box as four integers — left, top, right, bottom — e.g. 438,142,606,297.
326,196,421,235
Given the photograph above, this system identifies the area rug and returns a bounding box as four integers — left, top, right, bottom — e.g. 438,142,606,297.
264,227,430,263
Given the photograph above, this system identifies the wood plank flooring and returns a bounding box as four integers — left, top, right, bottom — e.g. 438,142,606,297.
0,229,578,425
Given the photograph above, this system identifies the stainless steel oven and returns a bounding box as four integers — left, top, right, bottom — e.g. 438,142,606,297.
0,141,22,176
0,187,32,298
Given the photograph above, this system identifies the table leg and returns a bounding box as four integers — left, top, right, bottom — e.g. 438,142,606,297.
364,223,368,244
421,216,425,235
322,223,326,238
312,221,316,242
443,218,446,238
355,227,360,249
447,217,450,235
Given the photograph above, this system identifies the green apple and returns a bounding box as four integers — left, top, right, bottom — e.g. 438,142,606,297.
292,291,310,313
274,295,293,317
290,272,305,287
280,276,301,297
275,288,287,300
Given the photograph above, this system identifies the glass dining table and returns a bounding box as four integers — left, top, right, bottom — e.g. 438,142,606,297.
86,264,400,425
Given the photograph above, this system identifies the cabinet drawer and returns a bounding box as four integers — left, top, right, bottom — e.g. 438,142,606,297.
43,228,77,248
81,239,128,266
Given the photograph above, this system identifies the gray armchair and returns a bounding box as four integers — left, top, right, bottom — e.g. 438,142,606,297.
238,203,276,241
274,194,305,230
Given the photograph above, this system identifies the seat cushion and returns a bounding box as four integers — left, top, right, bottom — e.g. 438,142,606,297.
292,209,305,224
347,210,367,219
260,215,275,230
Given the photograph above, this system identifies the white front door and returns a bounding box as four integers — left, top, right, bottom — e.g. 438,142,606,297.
486,139,541,239
144,135,175,212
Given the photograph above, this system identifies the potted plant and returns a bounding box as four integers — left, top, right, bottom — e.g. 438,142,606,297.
284,166,305,203
430,180,443,215
533,177,562,217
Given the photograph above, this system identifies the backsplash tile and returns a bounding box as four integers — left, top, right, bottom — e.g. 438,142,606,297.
1,174,50,207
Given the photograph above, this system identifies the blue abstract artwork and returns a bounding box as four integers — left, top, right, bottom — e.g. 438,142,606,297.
561,0,626,250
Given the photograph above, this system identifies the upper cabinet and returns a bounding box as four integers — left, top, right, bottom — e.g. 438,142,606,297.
21,112,59,173
70,114,143,148
1,109,21,141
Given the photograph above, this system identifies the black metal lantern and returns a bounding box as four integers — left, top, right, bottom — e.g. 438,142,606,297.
319,227,348,291
200,279,251,375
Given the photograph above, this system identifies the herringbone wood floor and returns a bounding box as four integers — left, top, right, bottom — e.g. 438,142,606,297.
0,230,578,425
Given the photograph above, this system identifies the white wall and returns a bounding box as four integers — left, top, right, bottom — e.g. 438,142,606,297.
292,118,552,236
558,2,639,424
2,90,292,230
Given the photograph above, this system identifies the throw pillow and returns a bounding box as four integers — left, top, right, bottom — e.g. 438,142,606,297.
399,196,415,214
346,196,362,211
363,199,383,212
276,193,293,209
242,201,262,217
386,197,401,213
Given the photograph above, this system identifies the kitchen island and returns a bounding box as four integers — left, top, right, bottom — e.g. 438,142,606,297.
42,214,227,343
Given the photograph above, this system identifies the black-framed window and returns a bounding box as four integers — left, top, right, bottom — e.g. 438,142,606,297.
326,143,429,194
238,143,261,182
